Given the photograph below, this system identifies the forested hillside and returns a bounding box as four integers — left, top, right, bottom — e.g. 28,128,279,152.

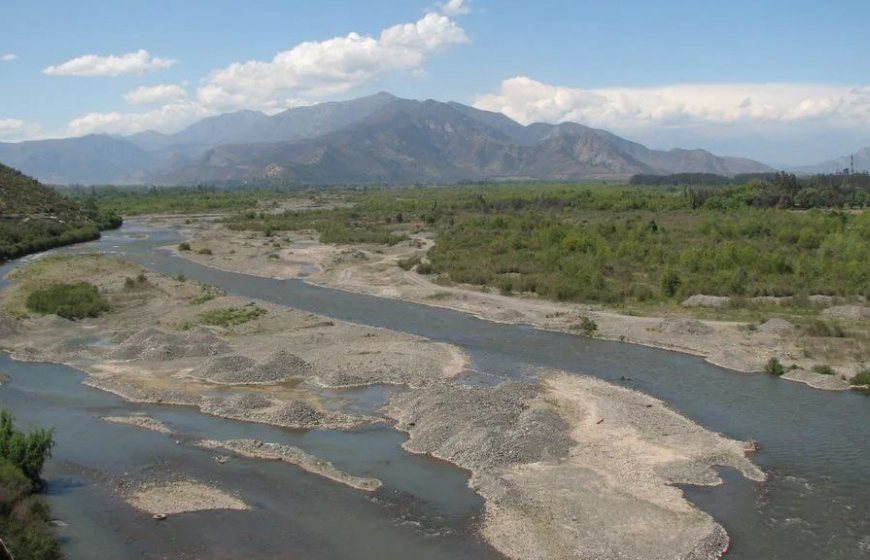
0,163,121,262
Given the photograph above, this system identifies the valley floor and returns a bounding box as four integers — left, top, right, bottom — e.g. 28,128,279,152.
0,242,765,559
151,213,869,393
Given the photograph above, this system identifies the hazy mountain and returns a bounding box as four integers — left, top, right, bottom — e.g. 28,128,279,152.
0,135,157,185
0,93,771,185
795,147,870,175
159,97,772,185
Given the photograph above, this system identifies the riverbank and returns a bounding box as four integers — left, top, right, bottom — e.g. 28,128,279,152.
0,249,770,559
151,214,867,391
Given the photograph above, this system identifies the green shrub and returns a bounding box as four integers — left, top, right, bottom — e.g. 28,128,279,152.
25,282,109,320
175,274,187,282
397,255,421,271
812,364,836,376
850,370,870,386
578,316,598,336
804,320,846,338
0,411,54,491
765,357,785,376
123,277,136,289
178,242,191,251
198,306,266,327
197,248,212,255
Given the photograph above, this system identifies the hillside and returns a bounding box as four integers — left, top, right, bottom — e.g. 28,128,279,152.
0,163,121,262
795,146,870,175
0,94,771,186
159,97,772,185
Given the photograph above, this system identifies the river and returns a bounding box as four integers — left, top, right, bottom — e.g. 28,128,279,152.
2,222,869,559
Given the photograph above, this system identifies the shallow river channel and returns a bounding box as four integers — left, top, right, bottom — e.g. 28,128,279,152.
1,222,869,559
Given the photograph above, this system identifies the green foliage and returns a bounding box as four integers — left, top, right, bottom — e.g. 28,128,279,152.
25,282,109,320
574,316,598,336
0,411,54,491
0,162,121,263
765,357,785,376
0,411,61,560
198,306,266,327
850,370,870,386
197,247,212,255
397,255,422,270
812,364,836,376
804,320,847,338
178,242,191,251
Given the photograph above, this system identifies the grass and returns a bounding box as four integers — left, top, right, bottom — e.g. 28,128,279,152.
812,364,836,376
850,371,870,386
765,357,785,376
198,305,266,327
25,282,109,320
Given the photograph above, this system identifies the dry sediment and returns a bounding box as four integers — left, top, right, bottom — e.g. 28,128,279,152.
102,415,172,434
387,373,764,560
127,480,250,515
197,438,382,491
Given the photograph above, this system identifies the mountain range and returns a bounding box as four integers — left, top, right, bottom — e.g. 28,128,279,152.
794,146,870,175
0,92,775,186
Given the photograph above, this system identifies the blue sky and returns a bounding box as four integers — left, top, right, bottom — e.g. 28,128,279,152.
2,0,869,165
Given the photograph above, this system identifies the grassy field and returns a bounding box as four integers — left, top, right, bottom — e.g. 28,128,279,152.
219,182,870,307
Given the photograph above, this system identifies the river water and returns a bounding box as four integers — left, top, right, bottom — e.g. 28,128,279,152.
2,222,869,559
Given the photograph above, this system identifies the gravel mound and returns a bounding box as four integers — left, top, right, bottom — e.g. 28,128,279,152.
681,295,731,308
821,305,870,320
191,355,257,383
390,381,573,470
190,350,310,385
110,327,231,361
757,318,796,335
0,315,19,338
266,400,327,428
653,318,713,336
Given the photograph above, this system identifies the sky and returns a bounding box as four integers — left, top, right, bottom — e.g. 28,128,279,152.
1,0,869,166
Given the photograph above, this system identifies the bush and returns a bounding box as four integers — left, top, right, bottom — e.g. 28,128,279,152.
765,357,785,376
0,411,54,491
812,364,836,376
178,242,191,251
804,320,846,338
850,370,870,386
197,248,212,255
198,306,266,327
25,282,109,320
578,316,598,336
397,255,421,271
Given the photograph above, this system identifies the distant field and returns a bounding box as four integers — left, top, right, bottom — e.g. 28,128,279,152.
85,177,870,306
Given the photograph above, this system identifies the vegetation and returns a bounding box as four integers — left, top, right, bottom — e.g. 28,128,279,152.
198,305,266,327
0,163,121,263
850,371,870,386
25,282,110,320
64,185,288,216
178,242,191,251
765,357,785,376
812,364,836,376
225,208,408,245
0,410,61,560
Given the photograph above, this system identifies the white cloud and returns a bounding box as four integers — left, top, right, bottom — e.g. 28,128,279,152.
1,53,17,62
124,84,188,106
437,0,471,16
197,12,468,111
64,101,211,137
43,49,177,77
0,118,42,141
473,77,870,164
474,76,870,131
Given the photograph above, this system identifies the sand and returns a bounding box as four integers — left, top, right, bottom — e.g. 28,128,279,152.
149,215,869,390
127,480,249,515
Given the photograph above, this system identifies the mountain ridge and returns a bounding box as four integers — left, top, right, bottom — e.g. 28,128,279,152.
0,93,772,185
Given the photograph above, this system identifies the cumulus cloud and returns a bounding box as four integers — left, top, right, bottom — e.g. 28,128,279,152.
43,49,177,77
197,12,468,111
437,0,472,16
0,118,42,141
124,84,188,106
1,53,17,62
65,101,211,137
473,76,870,163
474,76,870,130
